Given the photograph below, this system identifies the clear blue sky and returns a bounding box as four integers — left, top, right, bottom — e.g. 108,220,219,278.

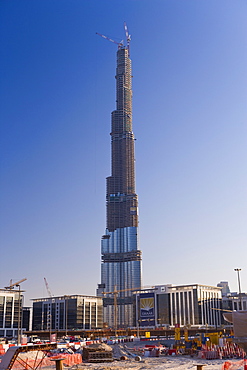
1,0,246,306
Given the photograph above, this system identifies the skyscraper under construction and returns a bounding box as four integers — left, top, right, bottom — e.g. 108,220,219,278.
97,27,142,328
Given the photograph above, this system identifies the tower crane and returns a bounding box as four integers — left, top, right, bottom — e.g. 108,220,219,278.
124,22,131,56
44,277,53,298
5,278,27,290
102,285,155,332
96,32,123,49
96,22,131,54
44,278,54,333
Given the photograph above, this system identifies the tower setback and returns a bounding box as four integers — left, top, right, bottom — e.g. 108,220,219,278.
97,32,142,328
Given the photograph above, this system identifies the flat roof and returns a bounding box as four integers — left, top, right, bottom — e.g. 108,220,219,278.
32,294,102,302
0,288,21,293
155,283,222,290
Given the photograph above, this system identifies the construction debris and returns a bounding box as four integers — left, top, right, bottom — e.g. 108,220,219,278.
83,343,113,363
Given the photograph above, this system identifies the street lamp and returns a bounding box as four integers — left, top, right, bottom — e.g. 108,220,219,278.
64,295,68,336
234,268,242,310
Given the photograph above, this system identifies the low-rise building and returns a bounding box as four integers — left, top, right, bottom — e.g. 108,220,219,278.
135,284,222,329
217,281,247,325
222,292,247,312
32,295,103,331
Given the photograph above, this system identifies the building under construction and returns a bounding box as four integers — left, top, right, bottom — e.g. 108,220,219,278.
97,25,142,328
0,289,23,338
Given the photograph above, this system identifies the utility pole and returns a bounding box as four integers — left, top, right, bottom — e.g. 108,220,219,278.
234,268,242,310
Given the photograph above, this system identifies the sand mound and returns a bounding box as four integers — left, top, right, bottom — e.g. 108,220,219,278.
86,343,112,352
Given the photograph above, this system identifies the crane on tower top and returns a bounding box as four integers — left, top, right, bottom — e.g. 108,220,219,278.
96,23,131,55
96,32,123,49
124,22,131,55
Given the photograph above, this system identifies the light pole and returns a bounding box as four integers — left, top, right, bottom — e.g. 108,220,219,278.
48,299,54,341
17,284,21,345
234,268,242,310
64,295,68,336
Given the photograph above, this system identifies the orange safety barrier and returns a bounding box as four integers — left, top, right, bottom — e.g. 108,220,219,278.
222,360,245,370
49,354,82,366
11,353,82,369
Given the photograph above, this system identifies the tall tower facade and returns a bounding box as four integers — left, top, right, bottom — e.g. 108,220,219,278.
97,41,142,328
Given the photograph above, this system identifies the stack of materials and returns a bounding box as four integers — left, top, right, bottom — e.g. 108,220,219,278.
83,343,113,363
